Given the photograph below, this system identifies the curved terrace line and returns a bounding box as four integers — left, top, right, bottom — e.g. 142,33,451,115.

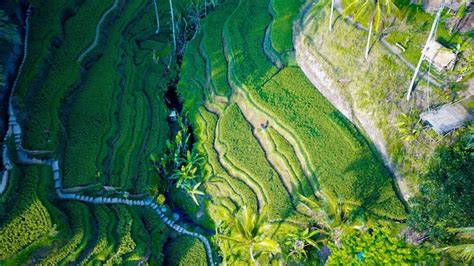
77,0,120,63
1,6,215,266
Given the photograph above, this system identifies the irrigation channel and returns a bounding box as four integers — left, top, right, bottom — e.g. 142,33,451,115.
0,5,215,265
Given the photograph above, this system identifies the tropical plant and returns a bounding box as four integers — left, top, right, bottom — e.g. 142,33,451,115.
408,136,474,244
150,114,206,205
216,206,281,264
183,182,205,206
284,228,323,262
327,226,438,264
449,3,469,34
450,37,472,70
439,227,474,262
343,0,398,60
395,112,423,142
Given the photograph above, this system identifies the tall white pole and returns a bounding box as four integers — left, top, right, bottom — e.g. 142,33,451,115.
329,0,335,32
365,18,373,60
169,0,176,54
406,2,444,101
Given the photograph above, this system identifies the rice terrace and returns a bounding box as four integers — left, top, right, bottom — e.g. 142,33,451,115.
0,0,472,264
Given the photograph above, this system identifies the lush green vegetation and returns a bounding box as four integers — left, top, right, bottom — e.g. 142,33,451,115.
408,136,473,244
2,0,471,263
327,226,438,264
164,236,207,266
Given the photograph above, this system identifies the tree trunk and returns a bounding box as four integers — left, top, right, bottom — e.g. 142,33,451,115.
365,18,373,60
169,0,176,54
406,3,444,101
329,0,335,32
153,0,160,34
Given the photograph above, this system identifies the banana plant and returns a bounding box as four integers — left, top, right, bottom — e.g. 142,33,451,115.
184,182,205,205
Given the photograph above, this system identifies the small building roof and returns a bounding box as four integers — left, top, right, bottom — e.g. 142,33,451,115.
421,103,473,134
424,40,457,72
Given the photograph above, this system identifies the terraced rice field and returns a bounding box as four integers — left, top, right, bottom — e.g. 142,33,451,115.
0,0,197,263
1,0,407,263
178,0,406,227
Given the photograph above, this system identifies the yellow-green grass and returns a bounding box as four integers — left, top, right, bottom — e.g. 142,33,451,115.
164,236,207,266
218,104,295,219
224,0,277,89
195,107,259,215
0,165,71,263
267,127,315,197
200,0,239,97
40,202,92,264
270,0,304,53
0,172,54,260
301,3,454,188
82,205,116,263
251,67,406,220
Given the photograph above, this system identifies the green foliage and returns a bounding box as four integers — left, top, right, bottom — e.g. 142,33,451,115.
164,236,207,266
152,116,206,205
284,228,323,263
270,0,304,53
216,206,281,264
439,227,474,262
408,137,474,244
328,226,438,264
0,9,19,44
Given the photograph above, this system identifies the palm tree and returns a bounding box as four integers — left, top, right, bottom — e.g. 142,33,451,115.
217,206,281,263
439,227,474,262
343,0,398,60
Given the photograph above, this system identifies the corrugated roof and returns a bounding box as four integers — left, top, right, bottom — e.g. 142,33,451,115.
424,40,457,71
421,103,473,134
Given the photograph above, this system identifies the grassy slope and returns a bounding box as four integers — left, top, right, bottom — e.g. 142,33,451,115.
218,104,294,219
179,0,406,227
2,0,181,263
19,0,114,150
299,3,460,189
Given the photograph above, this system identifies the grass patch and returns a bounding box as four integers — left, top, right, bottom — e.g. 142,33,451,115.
164,236,207,266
